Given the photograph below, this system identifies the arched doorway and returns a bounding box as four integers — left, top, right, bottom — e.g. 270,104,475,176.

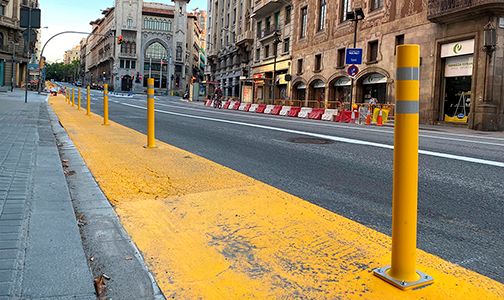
309,79,326,108
358,73,387,103
329,76,351,108
121,75,133,91
144,42,168,88
292,81,306,102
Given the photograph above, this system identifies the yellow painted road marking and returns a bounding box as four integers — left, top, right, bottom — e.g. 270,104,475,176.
50,95,504,299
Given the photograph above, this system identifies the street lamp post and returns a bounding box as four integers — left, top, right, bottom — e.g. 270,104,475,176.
272,30,281,105
11,42,19,92
346,8,365,110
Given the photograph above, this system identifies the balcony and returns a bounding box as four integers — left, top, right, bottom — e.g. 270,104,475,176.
236,31,254,46
252,0,288,19
257,28,280,42
428,0,504,23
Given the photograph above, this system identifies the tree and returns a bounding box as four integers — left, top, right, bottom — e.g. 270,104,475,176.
45,59,80,82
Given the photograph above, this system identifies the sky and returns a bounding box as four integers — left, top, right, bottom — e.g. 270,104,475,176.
40,0,206,63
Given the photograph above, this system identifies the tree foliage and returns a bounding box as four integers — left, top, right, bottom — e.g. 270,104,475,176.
46,60,80,82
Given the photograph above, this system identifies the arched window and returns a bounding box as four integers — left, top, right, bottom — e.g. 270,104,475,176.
167,21,172,31
145,42,167,59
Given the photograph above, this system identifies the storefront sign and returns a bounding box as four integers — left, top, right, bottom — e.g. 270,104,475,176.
441,39,474,58
346,48,363,65
334,77,351,86
445,55,473,77
242,84,253,103
362,73,387,85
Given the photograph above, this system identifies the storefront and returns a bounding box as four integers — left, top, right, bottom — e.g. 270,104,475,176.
293,82,306,101
440,39,474,123
359,73,387,103
330,76,351,103
309,80,325,103
251,60,290,103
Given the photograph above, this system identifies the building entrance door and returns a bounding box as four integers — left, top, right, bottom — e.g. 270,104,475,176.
0,60,5,86
442,55,473,123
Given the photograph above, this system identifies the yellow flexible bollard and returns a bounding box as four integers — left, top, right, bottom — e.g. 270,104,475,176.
77,87,81,110
146,78,156,148
86,86,91,116
71,88,75,107
374,45,433,290
103,84,109,125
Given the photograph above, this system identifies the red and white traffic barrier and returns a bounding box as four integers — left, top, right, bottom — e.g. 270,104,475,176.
279,106,291,116
297,107,313,118
264,105,275,114
322,109,338,121
249,104,259,112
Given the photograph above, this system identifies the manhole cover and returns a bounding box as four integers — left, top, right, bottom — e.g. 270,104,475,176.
288,137,334,144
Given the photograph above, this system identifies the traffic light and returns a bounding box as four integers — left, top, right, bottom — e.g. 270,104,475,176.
117,35,124,45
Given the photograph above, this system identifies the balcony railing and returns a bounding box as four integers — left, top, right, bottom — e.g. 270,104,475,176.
428,0,504,22
257,28,279,39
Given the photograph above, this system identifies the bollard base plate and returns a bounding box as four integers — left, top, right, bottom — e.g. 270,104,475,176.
373,266,433,290
143,145,157,149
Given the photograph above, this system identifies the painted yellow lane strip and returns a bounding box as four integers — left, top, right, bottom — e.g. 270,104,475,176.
50,95,503,299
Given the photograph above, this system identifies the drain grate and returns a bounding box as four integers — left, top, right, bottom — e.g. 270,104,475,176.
288,137,334,144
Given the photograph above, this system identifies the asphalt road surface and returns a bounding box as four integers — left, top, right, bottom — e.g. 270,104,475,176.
58,83,504,282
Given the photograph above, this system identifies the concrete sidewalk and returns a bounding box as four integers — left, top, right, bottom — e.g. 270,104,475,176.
0,90,95,298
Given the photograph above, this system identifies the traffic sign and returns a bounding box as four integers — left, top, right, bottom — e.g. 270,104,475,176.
346,48,363,65
347,64,359,77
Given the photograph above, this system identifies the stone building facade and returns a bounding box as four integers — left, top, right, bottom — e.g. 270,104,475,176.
83,0,192,94
64,45,80,64
206,0,254,98
0,0,40,89
290,0,504,130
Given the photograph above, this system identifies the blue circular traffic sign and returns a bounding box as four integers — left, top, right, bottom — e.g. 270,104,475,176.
347,65,359,77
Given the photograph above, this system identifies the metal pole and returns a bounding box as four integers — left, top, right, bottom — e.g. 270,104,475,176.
272,43,277,105
11,43,16,92
71,88,75,106
86,85,91,115
103,84,109,125
149,57,152,79
77,87,81,110
166,55,170,95
374,44,433,290
349,18,357,111
24,6,32,103
160,60,163,89
146,78,155,148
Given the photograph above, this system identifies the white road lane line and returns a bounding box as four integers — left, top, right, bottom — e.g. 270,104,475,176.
121,99,504,146
119,102,504,168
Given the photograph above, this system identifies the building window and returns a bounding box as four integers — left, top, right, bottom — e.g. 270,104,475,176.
283,38,290,53
146,42,168,59
337,48,345,67
300,7,307,38
176,44,183,61
257,21,262,37
368,40,379,62
125,60,131,69
120,59,125,68
131,61,136,69
266,16,271,32
315,54,322,71
274,12,280,29
0,33,3,50
297,58,303,74
318,0,327,31
127,18,133,28
340,0,351,22
395,34,404,54
370,0,384,11
233,8,236,25
285,6,291,24
265,45,270,58
256,48,260,61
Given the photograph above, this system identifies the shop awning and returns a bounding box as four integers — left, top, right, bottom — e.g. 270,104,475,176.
333,77,351,86
312,80,325,89
362,73,387,85
296,83,306,89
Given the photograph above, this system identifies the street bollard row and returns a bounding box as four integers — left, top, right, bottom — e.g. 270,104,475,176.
62,79,157,149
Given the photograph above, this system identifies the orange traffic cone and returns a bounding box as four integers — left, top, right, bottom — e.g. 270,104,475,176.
377,109,383,126
365,108,372,125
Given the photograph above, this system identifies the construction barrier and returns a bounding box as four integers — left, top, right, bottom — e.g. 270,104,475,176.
279,106,291,116
288,107,301,117
264,104,275,114
232,102,241,110
322,109,338,121
298,107,313,118
249,104,259,112
223,101,231,109
372,108,390,124
308,108,325,120
256,104,267,113
242,103,252,112
271,105,283,115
